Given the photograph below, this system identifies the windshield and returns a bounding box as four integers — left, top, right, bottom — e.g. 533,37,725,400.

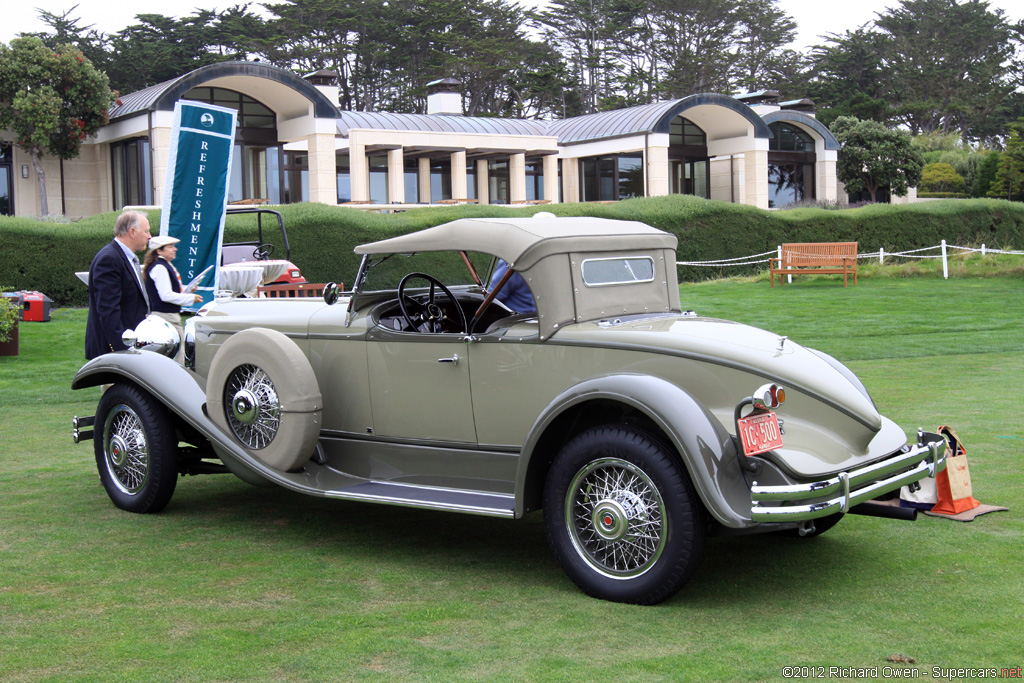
358,251,495,292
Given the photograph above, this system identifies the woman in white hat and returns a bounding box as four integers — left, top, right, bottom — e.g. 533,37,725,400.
143,236,203,358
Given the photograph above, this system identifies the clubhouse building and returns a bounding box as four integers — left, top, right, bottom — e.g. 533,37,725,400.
0,62,840,217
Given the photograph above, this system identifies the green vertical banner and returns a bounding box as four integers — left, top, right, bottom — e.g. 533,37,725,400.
159,101,237,309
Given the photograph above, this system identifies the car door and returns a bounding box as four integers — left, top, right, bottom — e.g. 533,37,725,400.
365,328,477,444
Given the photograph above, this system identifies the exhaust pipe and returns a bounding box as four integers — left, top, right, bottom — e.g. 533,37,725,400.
849,502,917,521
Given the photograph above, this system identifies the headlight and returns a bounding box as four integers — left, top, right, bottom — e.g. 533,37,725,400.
122,315,180,359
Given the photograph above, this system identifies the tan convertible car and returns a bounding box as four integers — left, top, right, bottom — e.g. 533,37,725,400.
73,215,947,604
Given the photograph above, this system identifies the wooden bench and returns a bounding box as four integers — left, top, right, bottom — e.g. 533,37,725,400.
770,243,858,287
256,282,332,298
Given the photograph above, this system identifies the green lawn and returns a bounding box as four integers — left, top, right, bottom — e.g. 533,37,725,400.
1,276,1021,682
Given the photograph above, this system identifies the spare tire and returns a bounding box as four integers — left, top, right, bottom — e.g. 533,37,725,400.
206,327,322,472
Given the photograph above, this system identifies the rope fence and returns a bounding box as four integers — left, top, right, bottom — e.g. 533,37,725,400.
677,241,1024,280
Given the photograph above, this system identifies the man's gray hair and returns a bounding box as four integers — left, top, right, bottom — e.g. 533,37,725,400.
114,211,147,237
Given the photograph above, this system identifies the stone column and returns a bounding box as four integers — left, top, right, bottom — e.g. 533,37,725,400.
646,143,670,197
349,140,369,202
744,149,769,209
418,157,430,204
451,151,468,199
387,147,404,204
543,154,559,203
306,130,338,205
476,159,490,204
817,155,838,202
561,156,578,203
149,126,173,208
509,153,526,203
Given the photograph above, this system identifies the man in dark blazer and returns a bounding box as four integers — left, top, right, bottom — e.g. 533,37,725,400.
85,211,152,359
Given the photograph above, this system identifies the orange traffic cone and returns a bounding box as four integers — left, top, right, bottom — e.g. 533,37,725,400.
931,426,980,515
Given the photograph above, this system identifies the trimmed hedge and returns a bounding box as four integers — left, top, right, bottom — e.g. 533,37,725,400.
2,196,1023,307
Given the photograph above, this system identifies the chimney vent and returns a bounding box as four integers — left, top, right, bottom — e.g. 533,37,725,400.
426,78,462,116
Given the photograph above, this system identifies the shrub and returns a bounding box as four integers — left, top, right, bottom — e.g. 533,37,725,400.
2,197,1024,306
921,163,966,193
0,288,18,343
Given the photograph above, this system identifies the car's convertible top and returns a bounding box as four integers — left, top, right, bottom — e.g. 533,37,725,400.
355,216,678,270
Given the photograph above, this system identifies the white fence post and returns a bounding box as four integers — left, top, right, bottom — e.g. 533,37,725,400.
982,243,986,256
879,247,884,264
941,239,948,280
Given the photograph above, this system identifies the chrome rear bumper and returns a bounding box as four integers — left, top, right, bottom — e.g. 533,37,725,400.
750,430,946,522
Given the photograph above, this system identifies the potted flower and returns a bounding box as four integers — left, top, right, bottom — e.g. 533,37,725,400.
0,290,20,357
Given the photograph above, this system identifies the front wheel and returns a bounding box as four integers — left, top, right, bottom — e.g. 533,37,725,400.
94,383,178,513
544,426,706,605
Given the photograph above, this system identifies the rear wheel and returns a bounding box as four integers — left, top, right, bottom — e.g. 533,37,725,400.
94,383,178,513
544,426,705,605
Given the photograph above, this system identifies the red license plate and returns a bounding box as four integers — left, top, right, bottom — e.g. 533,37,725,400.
738,411,783,457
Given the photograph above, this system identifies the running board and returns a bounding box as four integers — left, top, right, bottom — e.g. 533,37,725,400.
320,480,516,518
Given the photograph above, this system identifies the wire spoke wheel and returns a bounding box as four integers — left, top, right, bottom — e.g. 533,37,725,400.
566,458,667,578
94,383,178,514
545,426,705,604
103,404,151,495
224,364,281,449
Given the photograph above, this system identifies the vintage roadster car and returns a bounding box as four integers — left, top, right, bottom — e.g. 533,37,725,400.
73,215,946,604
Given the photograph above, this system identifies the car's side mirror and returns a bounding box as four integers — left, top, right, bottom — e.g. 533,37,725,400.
323,282,339,306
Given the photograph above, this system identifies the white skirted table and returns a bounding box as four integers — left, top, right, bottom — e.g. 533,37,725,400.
217,265,264,297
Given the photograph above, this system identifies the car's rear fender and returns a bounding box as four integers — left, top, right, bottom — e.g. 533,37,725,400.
516,373,754,527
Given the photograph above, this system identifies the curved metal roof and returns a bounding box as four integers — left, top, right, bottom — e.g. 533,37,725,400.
546,94,771,144
107,61,339,121
761,111,840,150
337,111,548,137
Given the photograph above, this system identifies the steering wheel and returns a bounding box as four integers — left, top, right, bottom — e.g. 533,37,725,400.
397,272,468,334
252,243,275,260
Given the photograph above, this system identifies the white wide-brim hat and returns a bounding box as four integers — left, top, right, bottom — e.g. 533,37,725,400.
149,235,180,249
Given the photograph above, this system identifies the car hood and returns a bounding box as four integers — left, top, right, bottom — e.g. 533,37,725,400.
556,315,882,432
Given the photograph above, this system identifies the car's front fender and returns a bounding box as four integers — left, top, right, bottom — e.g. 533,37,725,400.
517,373,754,527
73,351,300,490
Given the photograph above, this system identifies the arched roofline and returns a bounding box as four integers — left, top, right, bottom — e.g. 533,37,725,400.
761,111,839,150
653,94,771,139
150,61,338,118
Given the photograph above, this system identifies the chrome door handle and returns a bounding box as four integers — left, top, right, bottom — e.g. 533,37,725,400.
437,353,459,366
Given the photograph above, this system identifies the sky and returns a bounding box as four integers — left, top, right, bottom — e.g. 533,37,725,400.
2,0,1022,52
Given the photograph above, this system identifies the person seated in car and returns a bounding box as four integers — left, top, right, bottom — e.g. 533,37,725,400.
489,259,535,314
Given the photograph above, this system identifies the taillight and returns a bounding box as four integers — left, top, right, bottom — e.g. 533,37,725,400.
752,383,786,410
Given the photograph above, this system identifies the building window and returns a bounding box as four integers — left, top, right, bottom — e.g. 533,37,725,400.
405,158,419,203
769,122,815,152
0,142,13,216
668,117,709,199
431,159,452,203
183,87,287,203
670,118,707,147
183,87,276,129
368,155,388,204
768,163,815,208
111,138,151,210
579,154,643,201
283,152,308,204
768,122,816,207
525,160,544,201
337,153,351,203
489,160,509,204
